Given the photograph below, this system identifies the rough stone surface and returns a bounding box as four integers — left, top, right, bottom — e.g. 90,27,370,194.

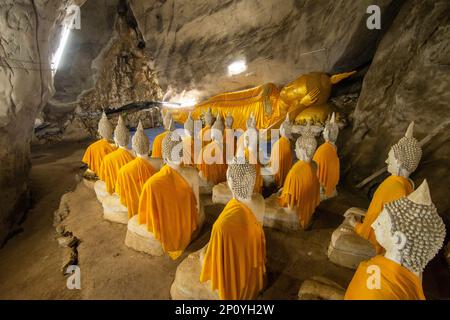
129,0,403,101
343,0,450,222
298,276,345,300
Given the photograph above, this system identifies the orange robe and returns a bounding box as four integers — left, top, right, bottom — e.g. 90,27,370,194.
344,255,425,300
197,141,228,185
151,131,168,158
98,148,135,194
278,160,320,229
115,157,157,218
313,142,339,197
138,165,198,260
270,136,293,188
355,175,413,254
200,198,266,300
82,139,116,176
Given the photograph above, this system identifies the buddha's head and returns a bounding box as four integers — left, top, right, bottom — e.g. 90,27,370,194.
225,112,234,129
204,107,213,127
323,112,339,143
227,156,256,201
386,122,422,178
295,134,317,162
114,115,130,148
372,180,445,273
184,112,194,138
98,111,114,141
246,112,257,130
132,121,149,157
280,114,292,139
162,124,183,167
211,113,224,142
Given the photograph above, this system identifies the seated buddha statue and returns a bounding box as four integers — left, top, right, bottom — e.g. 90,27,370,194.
94,115,135,202
182,112,196,166
82,112,117,182
151,110,174,158
345,180,446,300
328,122,423,269
236,112,257,155
101,121,162,224
125,129,204,258
313,113,340,200
171,157,266,300
224,112,236,161
199,107,214,148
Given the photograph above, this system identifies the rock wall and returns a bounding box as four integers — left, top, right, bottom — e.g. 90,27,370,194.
129,0,404,102
0,0,83,244
343,0,450,220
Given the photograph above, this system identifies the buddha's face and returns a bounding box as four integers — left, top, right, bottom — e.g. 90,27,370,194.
323,126,330,142
372,209,407,256
386,149,400,176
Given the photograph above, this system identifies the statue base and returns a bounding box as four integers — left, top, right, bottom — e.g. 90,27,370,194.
263,193,299,231
170,247,220,300
199,178,214,195
102,194,129,225
327,209,376,269
298,276,345,300
320,188,338,202
94,180,109,203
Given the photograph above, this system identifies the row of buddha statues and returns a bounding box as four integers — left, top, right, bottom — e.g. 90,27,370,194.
81,108,446,300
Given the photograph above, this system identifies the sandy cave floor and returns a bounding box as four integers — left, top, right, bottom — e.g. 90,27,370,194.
0,141,449,300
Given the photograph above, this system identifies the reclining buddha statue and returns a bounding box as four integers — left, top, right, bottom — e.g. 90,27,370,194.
82,112,117,182
171,156,266,300
101,121,162,224
125,127,204,258
345,180,445,300
94,115,135,203
168,71,355,131
313,113,340,200
328,122,422,269
151,110,174,159
264,122,322,231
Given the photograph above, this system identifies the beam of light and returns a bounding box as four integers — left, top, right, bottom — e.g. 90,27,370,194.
162,97,197,109
52,24,71,72
228,60,247,76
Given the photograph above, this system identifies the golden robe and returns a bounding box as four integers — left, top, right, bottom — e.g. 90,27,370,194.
197,141,228,185
200,198,266,300
82,139,116,176
138,165,198,260
344,255,425,300
151,131,168,158
355,175,413,254
313,142,340,196
98,148,135,194
270,136,293,188
115,157,157,218
279,160,320,229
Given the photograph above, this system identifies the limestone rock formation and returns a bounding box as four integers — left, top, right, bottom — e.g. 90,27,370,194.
343,0,450,221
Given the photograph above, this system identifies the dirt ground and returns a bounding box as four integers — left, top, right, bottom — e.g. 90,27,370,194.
0,141,448,300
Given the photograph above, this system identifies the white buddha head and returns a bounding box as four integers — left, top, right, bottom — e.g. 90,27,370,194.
225,112,234,129
386,122,422,178
227,156,256,201
243,127,258,154
211,113,224,143
132,121,149,157
372,180,446,274
323,112,339,143
280,114,292,139
162,122,183,167
114,115,130,148
204,107,213,127
184,112,194,138
98,112,114,141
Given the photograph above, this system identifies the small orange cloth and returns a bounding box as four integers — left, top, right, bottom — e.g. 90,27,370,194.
313,142,339,197
115,157,157,218
355,175,413,254
279,160,320,229
98,148,135,194
197,141,228,185
82,139,116,176
270,136,293,188
200,198,266,300
151,131,168,158
344,255,425,300
138,165,198,260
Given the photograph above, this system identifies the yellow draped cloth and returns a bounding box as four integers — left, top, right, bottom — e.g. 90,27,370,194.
151,131,168,158
313,142,340,196
98,148,135,194
197,141,228,185
200,198,266,300
355,175,413,254
138,165,198,259
115,157,157,218
344,255,425,300
270,136,293,188
278,160,320,229
82,139,117,176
